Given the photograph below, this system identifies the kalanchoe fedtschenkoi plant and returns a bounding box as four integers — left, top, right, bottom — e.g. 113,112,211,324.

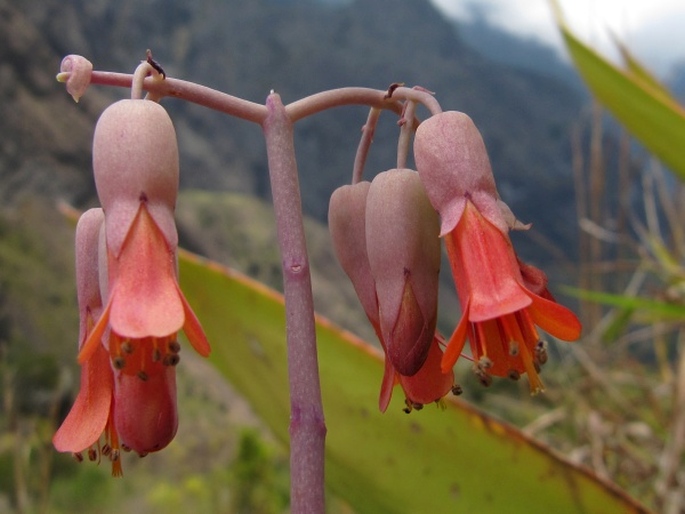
54,98,211,475
329,170,454,412
414,111,582,392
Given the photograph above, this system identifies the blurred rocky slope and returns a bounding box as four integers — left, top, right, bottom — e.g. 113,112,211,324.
1,0,584,265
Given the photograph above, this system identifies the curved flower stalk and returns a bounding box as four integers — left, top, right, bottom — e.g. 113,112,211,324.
329,171,453,412
54,99,210,473
414,111,581,393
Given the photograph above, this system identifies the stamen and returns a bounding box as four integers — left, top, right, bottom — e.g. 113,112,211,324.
507,369,521,381
163,354,180,367
520,342,545,394
121,341,133,354
509,341,520,357
168,340,181,354
534,340,548,366
112,356,126,370
137,370,149,381
88,448,98,461
101,444,112,457
451,384,463,396
152,347,162,362
138,452,149,458
412,402,424,411
73,452,84,463
121,444,131,452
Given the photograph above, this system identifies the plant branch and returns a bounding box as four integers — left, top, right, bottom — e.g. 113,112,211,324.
263,92,326,513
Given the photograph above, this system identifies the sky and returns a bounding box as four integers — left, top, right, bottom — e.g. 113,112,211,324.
430,0,685,76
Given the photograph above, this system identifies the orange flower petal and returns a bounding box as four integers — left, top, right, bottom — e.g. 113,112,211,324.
399,336,454,405
109,204,184,338
527,293,582,341
441,300,471,373
53,344,113,452
178,283,211,357
447,202,531,322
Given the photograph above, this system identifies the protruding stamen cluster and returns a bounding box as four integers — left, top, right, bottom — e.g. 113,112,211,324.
109,334,182,379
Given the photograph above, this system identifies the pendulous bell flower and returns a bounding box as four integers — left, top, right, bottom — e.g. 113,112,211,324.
55,99,210,472
414,111,581,393
329,172,453,412
52,208,124,474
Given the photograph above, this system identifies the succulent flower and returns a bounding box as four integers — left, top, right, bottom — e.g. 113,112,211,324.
415,111,581,392
329,170,452,412
54,100,210,474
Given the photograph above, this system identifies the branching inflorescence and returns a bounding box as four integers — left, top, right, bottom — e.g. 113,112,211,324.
53,52,581,512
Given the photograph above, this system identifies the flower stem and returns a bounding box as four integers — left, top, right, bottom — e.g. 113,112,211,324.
263,92,326,513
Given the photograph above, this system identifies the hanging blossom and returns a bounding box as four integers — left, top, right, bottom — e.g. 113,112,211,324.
329,169,454,412
414,111,581,393
53,99,210,474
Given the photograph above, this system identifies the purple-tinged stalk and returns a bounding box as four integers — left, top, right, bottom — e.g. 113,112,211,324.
263,93,326,513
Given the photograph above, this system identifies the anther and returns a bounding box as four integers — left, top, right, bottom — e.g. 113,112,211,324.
534,341,548,366
88,448,98,461
168,340,181,354
509,341,520,357
163,354,180,367
477,356,493,370
152,348,162,362
137,452,148,458
101,444,112,457
110,449,120,462
121,444,131,452
112,356,126,370
137,370,149,381
507,369,521,381
451,384,463,396
73,452,84,463
412,402,424,411
121,341,133,354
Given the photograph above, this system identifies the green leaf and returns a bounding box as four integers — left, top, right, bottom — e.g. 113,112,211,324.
552,2,685,179
178,250,649,513
562,286,685,321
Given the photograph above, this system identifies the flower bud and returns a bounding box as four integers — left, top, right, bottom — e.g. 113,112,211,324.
328,181,379,326
58,55,93,102
92,99,179,256
414,111,509,236
365,169,440,376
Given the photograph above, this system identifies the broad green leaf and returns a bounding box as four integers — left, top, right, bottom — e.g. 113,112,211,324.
178,249,649,513
552,2,685,179
562,286,685,321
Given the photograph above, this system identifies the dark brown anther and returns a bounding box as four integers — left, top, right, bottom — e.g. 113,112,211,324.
507,369,521,381
451,384,463,396
168,340,181,354
111,449,120,462
403,398,413,414
88,448,98,461
101,444,112,457
412,402,424,411
534,341,548,366
121,444,131,453
163,354,180,367
137,370,149,381
146,49,166,79
121,341,133,354
152,348,162,362
113,356,126,370
137,452,148,458
73,452,84,463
